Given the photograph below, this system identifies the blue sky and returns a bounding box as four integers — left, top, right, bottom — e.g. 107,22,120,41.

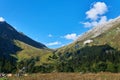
0,0,120,48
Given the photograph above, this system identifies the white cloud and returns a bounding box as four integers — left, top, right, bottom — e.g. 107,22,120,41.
99,16,107,24
48,34,53,37
82,21,98,28
0,17,5,22
64,33,80,40
86,2,108,20
82,2,108,28
83,16,107,28
46,41,61,46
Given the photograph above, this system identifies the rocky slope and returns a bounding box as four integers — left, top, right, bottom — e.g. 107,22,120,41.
55,16,120,55
77,16,120,42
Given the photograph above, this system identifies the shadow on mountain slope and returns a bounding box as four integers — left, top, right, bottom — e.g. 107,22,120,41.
0,37,22,73
0,22,46,49
51,44,120,72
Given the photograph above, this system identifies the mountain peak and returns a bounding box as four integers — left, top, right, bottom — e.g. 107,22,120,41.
0,17,5,22
0,21,47,49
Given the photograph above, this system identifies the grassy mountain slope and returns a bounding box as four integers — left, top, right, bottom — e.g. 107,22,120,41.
14,40,53,65
48,16,120,73
55,16,120,54
0,21,53,67
0,22,46,49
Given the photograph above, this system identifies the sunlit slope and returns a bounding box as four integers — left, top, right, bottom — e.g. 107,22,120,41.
56,16,120,54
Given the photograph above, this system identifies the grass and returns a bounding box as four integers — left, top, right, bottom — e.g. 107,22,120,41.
0,77,8,80
14,40,53,65
6,72,120,80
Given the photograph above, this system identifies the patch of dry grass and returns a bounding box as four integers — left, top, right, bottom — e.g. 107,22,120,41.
8,72,120,80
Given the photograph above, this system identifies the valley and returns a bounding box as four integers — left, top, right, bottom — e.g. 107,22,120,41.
1,16,120,74
1,0,120,80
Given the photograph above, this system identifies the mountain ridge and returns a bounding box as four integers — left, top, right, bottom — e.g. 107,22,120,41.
77,16,120,42
49,16,120,73
0,21,53,73
0,21,46,49
0,16,120,73
55,16,120,55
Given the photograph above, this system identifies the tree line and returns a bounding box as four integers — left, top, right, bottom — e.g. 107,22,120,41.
1,44,120,73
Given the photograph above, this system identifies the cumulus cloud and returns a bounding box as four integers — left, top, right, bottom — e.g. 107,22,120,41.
86,2,108,20
82,21,98,28
48,34,53,37
0,17,5,22
64,33,80,40
82,2,108,28
46,41,61,46
83,16,107,28
99,16,107,24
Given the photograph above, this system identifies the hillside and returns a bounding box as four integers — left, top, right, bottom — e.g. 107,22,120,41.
1,16,120,73
0,22,46,49
0,21,53,73
51,16,120,73
55,16,120,54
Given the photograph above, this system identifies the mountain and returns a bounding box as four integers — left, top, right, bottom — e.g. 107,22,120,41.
0,21,53,73
52,16,120,73
0,21,46,49
1,16,120,73
77,16,120,42
56,16,120,54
